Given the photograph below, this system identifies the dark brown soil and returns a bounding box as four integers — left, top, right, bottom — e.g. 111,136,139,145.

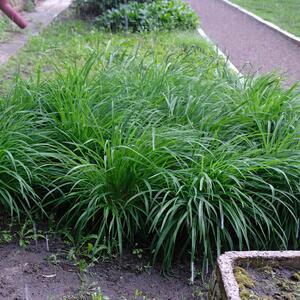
0,239,207,300
0,239,79,300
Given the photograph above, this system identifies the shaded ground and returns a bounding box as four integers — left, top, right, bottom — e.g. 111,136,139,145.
0,239,207,299
188,0,300,84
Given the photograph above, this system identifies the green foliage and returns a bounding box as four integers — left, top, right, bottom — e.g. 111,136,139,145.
0,230,12,243
17,219,44,248
98,0,199,32
0,15,12,41
91,289,109,300
0,17,8,34
1,29,300,271
0,103,39,218
74,0,145,15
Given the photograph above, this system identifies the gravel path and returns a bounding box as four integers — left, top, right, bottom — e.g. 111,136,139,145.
188,0,300,84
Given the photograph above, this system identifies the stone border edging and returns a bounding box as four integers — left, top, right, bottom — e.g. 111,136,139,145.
217,250,300,300
220,0,300,45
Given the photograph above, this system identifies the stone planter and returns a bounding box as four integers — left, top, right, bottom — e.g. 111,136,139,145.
208,251,300,300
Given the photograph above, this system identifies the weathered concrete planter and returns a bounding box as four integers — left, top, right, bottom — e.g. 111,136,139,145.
209,251,300,300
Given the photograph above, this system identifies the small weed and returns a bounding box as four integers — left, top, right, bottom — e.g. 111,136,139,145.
46,254,60,265
132,245,143,259
91,288,110,300
18,220,44,248
133,289,151,300
76,259,89,274
0,230,12,243
192,287,205,299
137,262,152,274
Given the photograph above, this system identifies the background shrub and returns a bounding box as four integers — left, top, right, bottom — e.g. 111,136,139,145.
98,0,199,32
74,0,146,15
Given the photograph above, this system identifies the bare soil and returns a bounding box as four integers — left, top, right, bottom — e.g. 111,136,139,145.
0,238,207,300
0,239,79,300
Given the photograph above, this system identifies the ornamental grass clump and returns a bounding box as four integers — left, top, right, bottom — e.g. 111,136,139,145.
0,102,39,218
3,32,300,270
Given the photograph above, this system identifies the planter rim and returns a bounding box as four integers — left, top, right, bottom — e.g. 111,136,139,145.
218,250,300,300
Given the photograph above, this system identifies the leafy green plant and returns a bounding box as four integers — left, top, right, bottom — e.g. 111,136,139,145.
132,245,143,259
18,220,44,247
74,0,146,15
0,230,12,243
91,289,109,300
98,0,199,32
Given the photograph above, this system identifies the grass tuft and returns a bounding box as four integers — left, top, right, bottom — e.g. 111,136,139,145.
1,28,300,271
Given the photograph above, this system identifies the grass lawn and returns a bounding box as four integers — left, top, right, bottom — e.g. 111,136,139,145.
0,14,20,42
0,15,10,40
231,0,300,37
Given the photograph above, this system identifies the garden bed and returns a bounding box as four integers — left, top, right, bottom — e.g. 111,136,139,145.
1,2,300,299
0,216,206,299
0,238,205,299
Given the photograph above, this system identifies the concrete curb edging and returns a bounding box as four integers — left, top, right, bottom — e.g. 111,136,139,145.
197,27,244,80
210,250,300,300
220,0,300,45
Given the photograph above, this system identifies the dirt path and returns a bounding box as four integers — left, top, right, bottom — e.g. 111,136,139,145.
188,0,300,84
0,0,71,65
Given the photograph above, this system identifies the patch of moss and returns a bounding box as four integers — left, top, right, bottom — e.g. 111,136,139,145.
273,292,294,300
234,267,255,289
234,265,300,300
261,266,275,276
234,267,257,300
277,279,295,292
291,271,300,282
